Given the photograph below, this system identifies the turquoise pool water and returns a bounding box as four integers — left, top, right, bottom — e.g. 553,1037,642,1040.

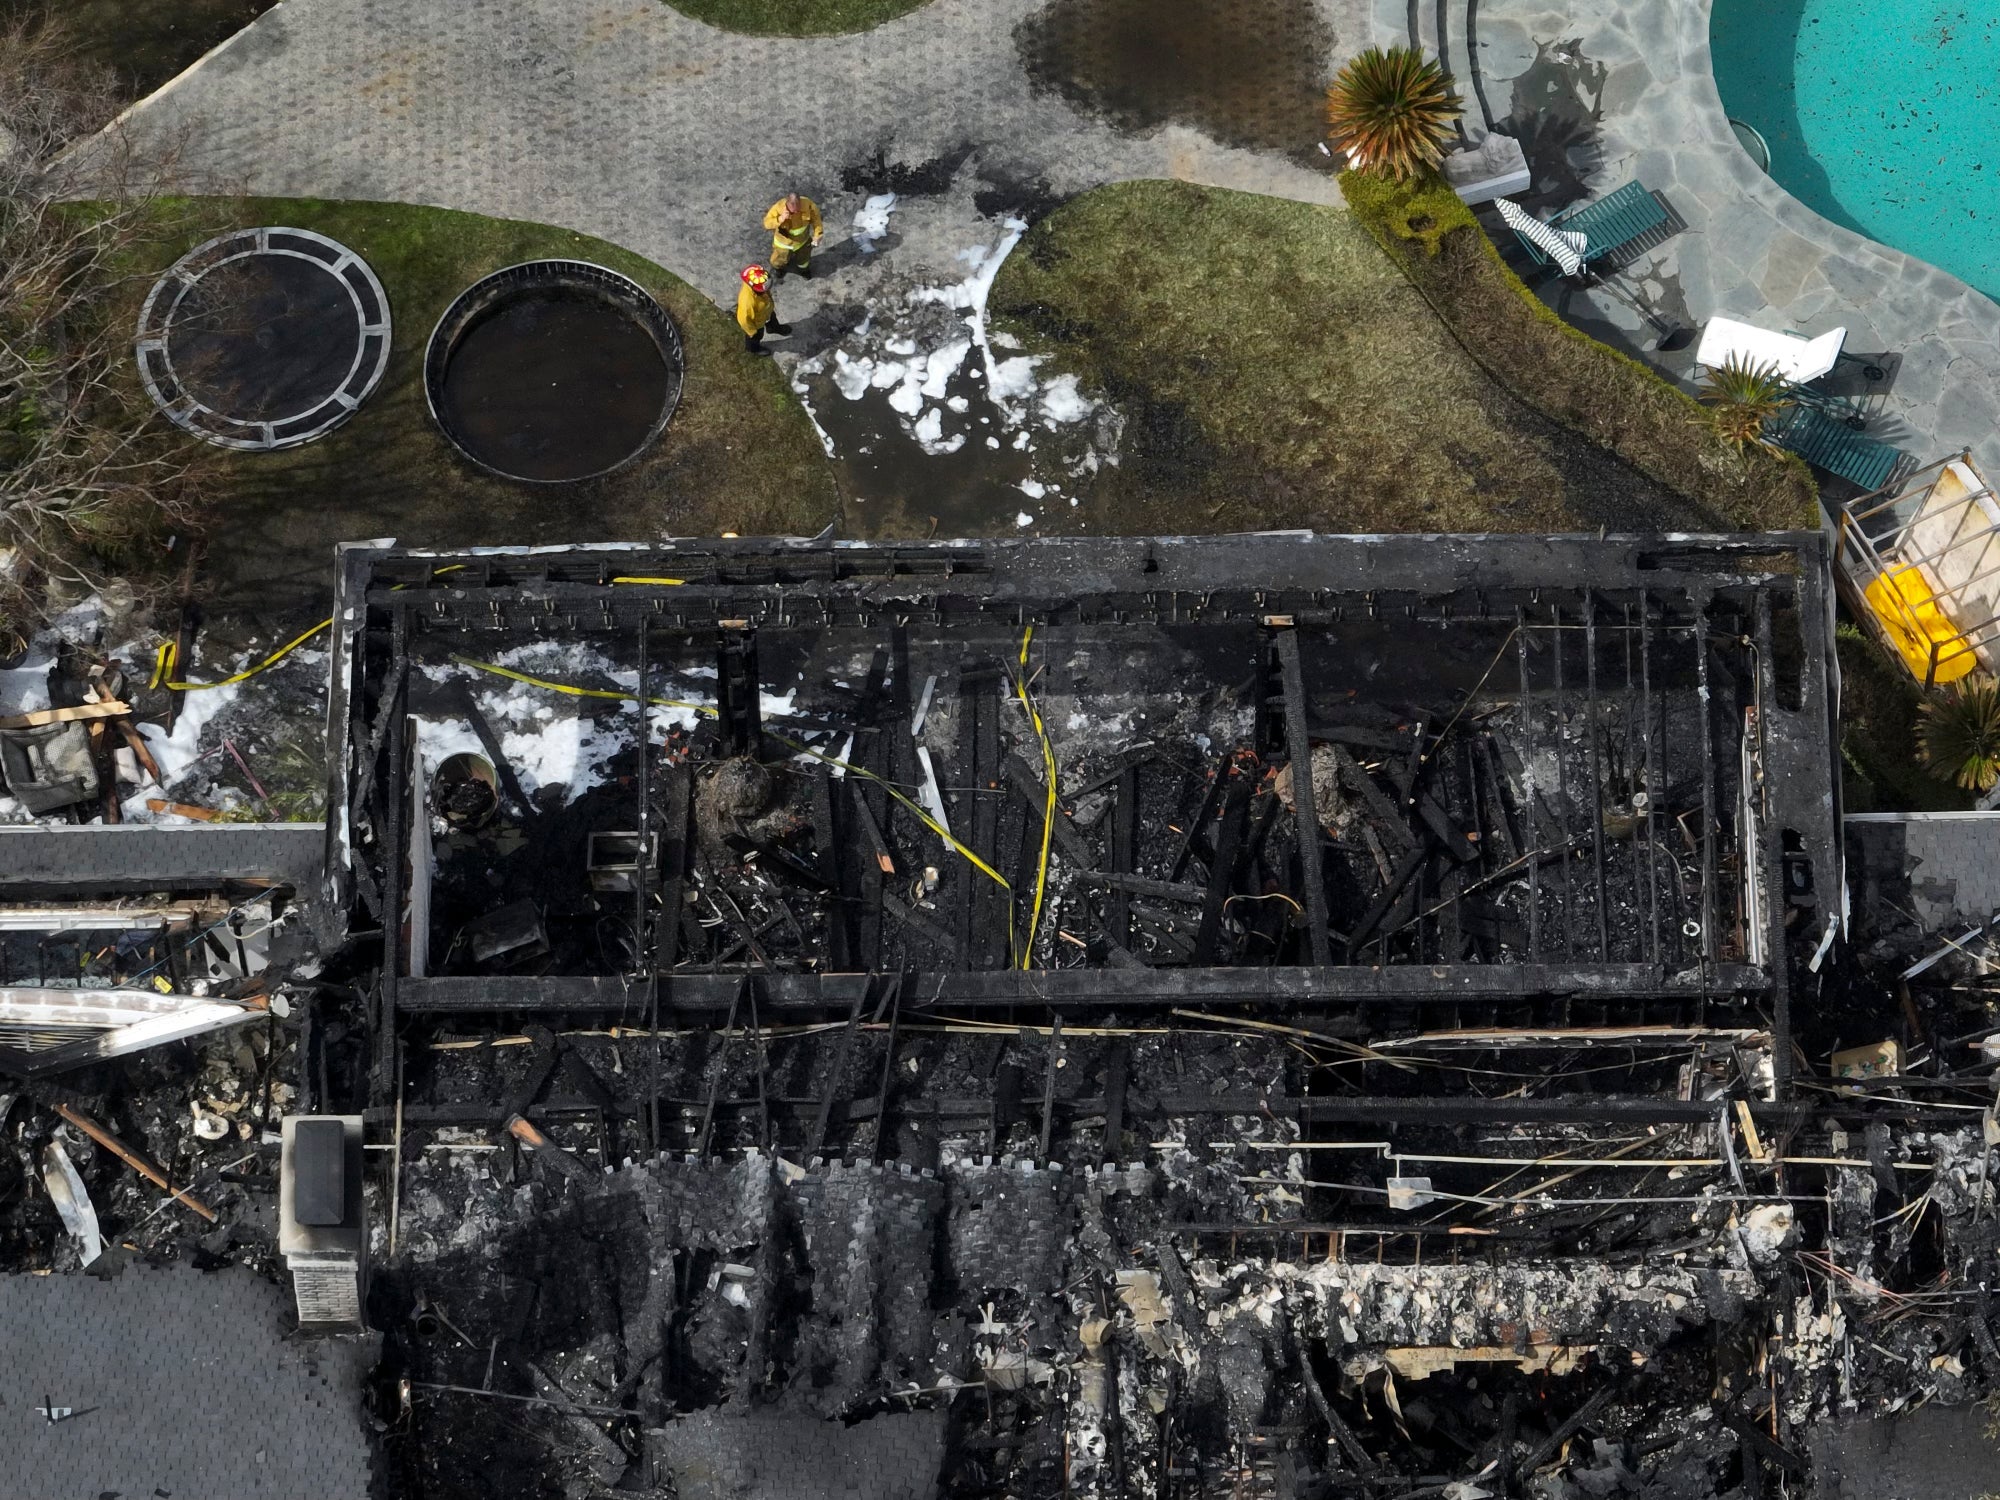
1711,0,2000,302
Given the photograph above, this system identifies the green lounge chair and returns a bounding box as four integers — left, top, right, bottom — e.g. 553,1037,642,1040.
1514,181,1672,269
1767,403,1903,491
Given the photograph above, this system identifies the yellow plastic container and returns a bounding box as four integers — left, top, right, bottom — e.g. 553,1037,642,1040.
1863,565,1979,684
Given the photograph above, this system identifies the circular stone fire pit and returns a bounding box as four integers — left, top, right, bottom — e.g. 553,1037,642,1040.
134,227,392,450
424,261,684,484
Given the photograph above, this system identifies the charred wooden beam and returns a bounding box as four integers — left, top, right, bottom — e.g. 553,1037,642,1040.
1101,1041,1128,1163
1274,630,1334,967
1108,764,1137,949
810,768,852,970
870,981,901,1155
1193,770,1254,962
693,977,747,1157
1006,752,1097,871
716,630,763,760
882,892,961,961
452,681,537,825
1348,843,1429,948
397,960,1777,1014
1583,592,1612,958
1037,1015,1061,1164
1168,747,1231,883
1083,871,1208,905
806,984,870,1160
1327,743,1415,856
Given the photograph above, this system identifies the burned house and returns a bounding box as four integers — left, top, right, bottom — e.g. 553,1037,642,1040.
7,530,2000,1499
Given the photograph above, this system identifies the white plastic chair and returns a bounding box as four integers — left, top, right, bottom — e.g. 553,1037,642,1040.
1695,316,1847,384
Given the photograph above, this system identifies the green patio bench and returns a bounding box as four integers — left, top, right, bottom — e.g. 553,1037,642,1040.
1514,180,1672,269
1767,403,1904,491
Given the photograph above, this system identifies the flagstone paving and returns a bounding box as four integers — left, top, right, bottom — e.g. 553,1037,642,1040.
1386,0,2000,490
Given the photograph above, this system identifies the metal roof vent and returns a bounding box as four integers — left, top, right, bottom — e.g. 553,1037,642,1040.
279,1114,367,1331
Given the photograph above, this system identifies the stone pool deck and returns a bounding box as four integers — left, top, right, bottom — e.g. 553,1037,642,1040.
1381,0,2000,490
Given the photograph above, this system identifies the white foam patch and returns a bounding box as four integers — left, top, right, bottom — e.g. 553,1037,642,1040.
136,679,240,788
406,643,747,803
792,384,838,457
800,215,1125,495
852,192,898,252
832,350,873,402
1039,373,1095,424
921,339,972,399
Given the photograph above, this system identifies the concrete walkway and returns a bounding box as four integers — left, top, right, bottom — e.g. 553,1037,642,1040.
108,0,1357,324
1382,0,2000,489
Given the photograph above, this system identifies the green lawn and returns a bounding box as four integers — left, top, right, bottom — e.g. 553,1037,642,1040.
663,0,930,35
990,183,1761,536
135,199,838,613
988,180,1818,538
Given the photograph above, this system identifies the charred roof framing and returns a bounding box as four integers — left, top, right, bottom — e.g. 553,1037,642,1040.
326,532,1840,1119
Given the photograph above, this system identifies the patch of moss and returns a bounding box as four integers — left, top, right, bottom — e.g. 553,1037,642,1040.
662,0,930,36
1341,169,1820,532
1836,623,1974,812
1338,171,1476,256
988,179,1760,537
122,198,838,613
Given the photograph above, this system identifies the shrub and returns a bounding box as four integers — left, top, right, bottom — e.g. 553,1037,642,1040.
1699,356,1792,450
1918,679,2000,792
1326,47,1462,183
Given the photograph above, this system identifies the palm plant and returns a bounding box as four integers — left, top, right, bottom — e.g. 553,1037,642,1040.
1325,47,1462,182
1918,679,2000,792
1698,356,1791,450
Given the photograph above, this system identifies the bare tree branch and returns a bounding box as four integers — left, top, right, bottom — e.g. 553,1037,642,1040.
0,11,216,645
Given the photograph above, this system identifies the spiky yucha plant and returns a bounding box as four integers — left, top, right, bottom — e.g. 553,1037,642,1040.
1919,678,2000,791
1325,46,1462,181
1698,356,1791,450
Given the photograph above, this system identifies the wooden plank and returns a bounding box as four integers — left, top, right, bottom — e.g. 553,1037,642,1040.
0,700,131,731
145,799,219,822
113,718,162,783
54,1102,216,1221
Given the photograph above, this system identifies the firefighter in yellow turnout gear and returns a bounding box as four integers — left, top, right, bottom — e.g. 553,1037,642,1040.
736,264,790,355
762,193,823,278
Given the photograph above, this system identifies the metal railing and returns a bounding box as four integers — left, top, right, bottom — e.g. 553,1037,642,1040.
1833,449,2000,689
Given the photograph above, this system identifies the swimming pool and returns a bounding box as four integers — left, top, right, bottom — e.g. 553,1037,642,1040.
1710,0,2000,303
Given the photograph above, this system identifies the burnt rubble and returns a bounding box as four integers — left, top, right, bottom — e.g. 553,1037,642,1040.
7,532,2000,1498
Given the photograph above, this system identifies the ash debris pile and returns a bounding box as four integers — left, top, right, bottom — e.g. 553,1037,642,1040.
9,534,2000,1499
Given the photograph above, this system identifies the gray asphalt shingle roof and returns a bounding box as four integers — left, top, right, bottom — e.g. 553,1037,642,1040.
0,1262,377,1500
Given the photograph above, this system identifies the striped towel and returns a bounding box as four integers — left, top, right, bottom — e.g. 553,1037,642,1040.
1497,197,1588,277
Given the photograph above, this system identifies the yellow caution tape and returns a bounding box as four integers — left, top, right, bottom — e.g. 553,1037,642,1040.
151,566,465,693
1014,626,1058,970
779,735,1011,894
451,655,717,717
159,617,333,692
